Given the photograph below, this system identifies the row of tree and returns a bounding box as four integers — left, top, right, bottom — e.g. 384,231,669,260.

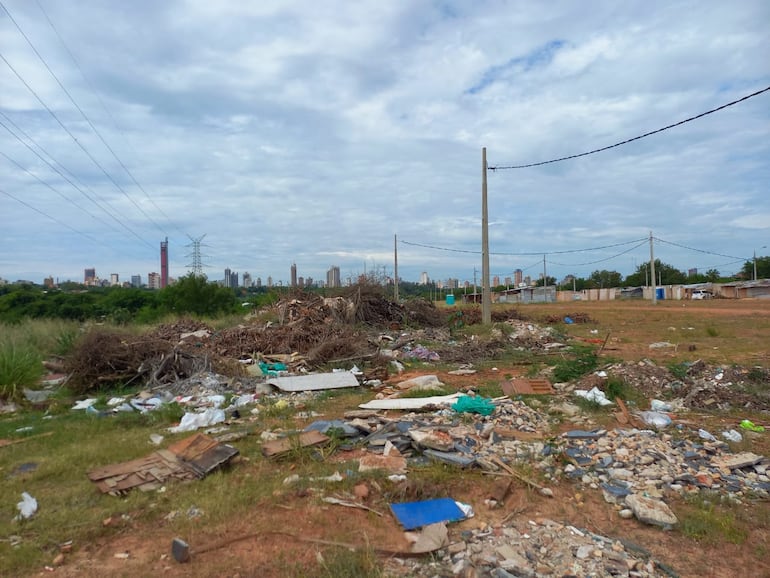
527,258,769,291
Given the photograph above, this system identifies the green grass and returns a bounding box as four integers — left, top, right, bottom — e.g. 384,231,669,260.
0,340,44,402
678,494,748,544
552,345,598,382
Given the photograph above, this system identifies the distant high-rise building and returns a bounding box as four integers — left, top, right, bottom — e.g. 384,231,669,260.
524,275,532,286
256,277,262,288
242,272,252,288
267,276,273,287
84,268,96,285
43,276,55,288
514,269,523,286
224,268,240,288
305,276,313,287
492,275,500,287
504,276,512,287
688,268,698,277
298,276,304,288
326,266,341,288
420,272,430,285
160,237,169,289
148,272,161,289
110,273,119,286
131,275,142,288
290,263,297,287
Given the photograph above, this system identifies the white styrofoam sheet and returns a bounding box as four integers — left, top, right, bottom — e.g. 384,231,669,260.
267,372,360,392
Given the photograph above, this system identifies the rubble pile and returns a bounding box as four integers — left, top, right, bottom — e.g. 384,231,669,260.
561,428,770,502
505,319,566,351
391,518,676,578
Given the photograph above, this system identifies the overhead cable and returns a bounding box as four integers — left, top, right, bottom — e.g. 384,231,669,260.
0,3,168,235
547,240,647,267
488,85,770,170
31,0,187,237
401,237,646,256
0,115,154,248
0,50,164,243
653,237,746,261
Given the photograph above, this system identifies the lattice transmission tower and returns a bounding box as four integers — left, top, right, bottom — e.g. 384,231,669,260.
186,234,209,276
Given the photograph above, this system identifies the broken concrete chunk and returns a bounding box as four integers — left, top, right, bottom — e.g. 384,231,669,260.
624,493,677,528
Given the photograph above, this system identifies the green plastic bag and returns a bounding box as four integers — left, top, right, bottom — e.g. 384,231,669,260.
739,419,765,433
451,395,495,416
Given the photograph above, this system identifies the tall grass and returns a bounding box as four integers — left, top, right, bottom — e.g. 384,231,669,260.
0,340,43,401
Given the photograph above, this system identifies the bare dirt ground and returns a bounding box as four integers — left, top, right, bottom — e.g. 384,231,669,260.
52,300,770,577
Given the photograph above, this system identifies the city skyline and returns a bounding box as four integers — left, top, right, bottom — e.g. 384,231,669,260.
2,2,768,285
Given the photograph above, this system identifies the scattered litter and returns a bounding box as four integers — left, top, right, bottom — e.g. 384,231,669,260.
650,399,672,412
740,419,765,433
722,429,743,443
169,408,225,433
698,429,717,442
72,398,98,410
451,395,495,415
16,492,38,520
573,387,613,406
358,392,462,411
405,522,449,553
323,496,383,516
88,433,238,494
636,411,672,429
390,498,468,530
648,341,676,349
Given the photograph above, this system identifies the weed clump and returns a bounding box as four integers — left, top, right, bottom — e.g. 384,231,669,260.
0,340,43,401
553,345,598,383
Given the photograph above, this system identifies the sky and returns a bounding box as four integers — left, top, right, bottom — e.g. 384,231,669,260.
1,0,769,287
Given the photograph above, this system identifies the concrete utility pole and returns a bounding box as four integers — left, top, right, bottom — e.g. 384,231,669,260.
649,231,657,304
543,254,547,301
394,234,399,302
481,148,491,324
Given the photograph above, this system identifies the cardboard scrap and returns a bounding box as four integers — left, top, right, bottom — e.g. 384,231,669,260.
261,430,330,458
87,433,238,494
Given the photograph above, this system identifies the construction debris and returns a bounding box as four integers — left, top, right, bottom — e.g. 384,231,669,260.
87,433,238,495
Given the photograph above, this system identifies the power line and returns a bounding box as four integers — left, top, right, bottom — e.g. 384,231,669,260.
0,146,155,250
0,1,168,235
0,114,156,248
547,240,647,267
31,0,187,238
654,236,747,261
401,237,646,256
1,186,103,245
488,85,770,170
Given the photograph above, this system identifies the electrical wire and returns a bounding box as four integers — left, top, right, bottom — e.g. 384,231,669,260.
0,50,163,245
0,115,154,248
31,0,187,238
0,147,155,250
547,240,647,267
1,186,103,246
0,4,169,236
653,237,746,261
401,237,646,256
488,85,770,170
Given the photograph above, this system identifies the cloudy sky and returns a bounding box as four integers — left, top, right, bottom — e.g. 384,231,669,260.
1,0,769,287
